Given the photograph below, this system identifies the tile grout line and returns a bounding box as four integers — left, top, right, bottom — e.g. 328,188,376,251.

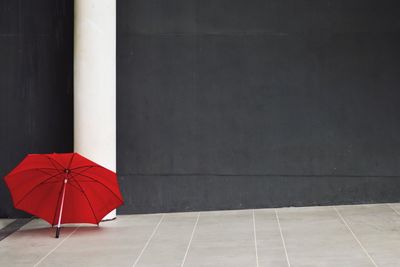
275,209,291,267
181,212,200,267
132,214,165,267
387,203,400,217
333,207,378,267
252,210,259,267
33,226,80,267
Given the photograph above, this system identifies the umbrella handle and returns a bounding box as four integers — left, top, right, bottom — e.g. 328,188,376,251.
55,227,61,238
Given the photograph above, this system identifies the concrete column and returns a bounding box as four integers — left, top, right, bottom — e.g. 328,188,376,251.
74,0,116,220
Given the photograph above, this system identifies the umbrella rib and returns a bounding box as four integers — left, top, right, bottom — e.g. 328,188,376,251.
70,178,99,224
67,153,76,170
71,166,95,174
14,173,64,207
36,168,61,176
67,173,91,193
43,155,64,172
6,170,62,192
70,171,124,203
70,165,98,171
6,168,63,179
50,156,67,170
67,181,83,192
42,180,66,185
8,169,63,191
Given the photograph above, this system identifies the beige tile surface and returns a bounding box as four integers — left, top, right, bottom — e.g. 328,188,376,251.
37,214,164,267
337,203,400,267
253,209,289,267
277,206,373,267
2,204,400,267
0,219,78,267
183,210,257,267
135,212,199,267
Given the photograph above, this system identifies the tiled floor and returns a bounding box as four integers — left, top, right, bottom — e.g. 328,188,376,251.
2,204,400,266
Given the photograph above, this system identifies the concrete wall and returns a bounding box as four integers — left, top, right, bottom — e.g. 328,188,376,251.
0,0,73,217
117,0,400,213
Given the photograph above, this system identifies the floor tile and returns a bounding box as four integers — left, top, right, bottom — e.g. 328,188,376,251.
254,209,289,267
277,206,373,267
337,204,400,267
37,214,164,267
3,204,400,267
0,219,79,267
135,212,199,267
183,210,257,267
0,214,163,267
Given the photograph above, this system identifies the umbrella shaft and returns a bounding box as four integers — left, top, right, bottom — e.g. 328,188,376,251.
57,179,68,229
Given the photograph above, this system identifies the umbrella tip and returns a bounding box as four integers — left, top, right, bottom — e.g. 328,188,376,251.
55,227,61,238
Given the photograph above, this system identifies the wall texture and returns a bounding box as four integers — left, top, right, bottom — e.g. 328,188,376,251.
0,0,73,217
117,0,400,213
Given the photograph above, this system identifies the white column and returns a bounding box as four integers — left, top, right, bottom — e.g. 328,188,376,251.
74,0,116,220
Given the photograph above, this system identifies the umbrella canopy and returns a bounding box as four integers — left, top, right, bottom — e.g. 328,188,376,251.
4,153,124,237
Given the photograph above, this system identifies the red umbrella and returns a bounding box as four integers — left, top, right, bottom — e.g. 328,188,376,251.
4,153,124,238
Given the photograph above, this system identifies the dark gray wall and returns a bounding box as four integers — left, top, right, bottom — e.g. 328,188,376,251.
0,0,73,217
117,0,400,213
